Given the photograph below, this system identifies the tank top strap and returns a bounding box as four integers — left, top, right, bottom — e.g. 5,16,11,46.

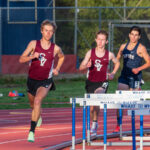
49,43,55,50
124,41,129,49
34,40,40,52
105,50,109,57
48,43,55,57
134,42,140,51
90,48,95,59
36,40,41,46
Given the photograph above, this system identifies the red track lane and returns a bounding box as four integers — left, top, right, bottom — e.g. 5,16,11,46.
0,108,83,150
0,108,150,150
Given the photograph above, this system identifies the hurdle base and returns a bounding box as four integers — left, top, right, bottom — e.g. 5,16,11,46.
122,136,150,141
67,129,150,150
90,142,150,146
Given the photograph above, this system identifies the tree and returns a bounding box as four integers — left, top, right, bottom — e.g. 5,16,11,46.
55,0,150,57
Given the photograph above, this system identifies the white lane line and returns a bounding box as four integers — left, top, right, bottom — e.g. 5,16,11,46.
0,132,82,145
0,120,18,124
0,126,82,135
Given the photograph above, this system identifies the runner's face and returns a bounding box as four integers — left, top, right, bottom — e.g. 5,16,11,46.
41,25,54,41
129,30,140,43
95,34,108,48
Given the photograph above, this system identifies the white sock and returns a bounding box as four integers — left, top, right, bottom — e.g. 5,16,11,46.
91,121,97,129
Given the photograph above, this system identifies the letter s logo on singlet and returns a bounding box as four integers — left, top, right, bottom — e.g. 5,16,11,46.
39,53,47,66
94,59,103,71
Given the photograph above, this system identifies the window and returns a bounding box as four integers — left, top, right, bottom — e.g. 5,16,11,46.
7,0,37,24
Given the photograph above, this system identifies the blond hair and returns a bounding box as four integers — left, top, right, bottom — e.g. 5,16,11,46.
41,19,57,32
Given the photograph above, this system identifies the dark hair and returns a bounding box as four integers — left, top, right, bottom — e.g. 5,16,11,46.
130,26,141,35
96,30,108,40
41,19,57,32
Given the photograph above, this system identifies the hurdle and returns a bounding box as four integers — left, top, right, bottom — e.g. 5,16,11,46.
70,91,150,150
84,93,150,150
85,91,150,142
116,90,150,150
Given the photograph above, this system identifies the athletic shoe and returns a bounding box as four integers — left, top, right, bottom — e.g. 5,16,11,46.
113,125,120,132
90,122,98,133
37,116,42,127
27,131,34,142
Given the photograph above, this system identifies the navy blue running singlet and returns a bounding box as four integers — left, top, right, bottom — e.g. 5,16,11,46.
121,42,142,77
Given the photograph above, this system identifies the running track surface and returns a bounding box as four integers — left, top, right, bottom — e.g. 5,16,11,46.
0,108,150,150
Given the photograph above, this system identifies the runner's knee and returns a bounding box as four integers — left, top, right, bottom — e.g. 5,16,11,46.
34,98,42,106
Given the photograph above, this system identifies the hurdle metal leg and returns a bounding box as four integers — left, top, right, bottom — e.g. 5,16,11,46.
132,110,136,150
103,104,107,150
72,98,76,150
82,101,86,150
140,115,143,150
119,109,123,139
87,106,90,143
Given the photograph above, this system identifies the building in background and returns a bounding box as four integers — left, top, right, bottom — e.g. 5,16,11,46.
1,0,53,55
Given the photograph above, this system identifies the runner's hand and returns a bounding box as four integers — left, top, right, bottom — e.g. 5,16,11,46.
53,68,59,76
86,59,92,68
108,73,115,80
132,68,140,74
33,52,40,59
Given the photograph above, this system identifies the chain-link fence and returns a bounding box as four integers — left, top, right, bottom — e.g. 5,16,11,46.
1,6,150,54
0,5,150,73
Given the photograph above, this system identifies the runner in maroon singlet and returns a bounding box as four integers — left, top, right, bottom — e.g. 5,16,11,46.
19,19,64,142
79,30,120,134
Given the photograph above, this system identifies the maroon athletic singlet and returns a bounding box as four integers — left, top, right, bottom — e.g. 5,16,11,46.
87,48,109,82
29,40,55,80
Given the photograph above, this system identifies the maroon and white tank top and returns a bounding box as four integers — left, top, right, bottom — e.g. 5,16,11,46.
87,48,109,82
29,40,55,80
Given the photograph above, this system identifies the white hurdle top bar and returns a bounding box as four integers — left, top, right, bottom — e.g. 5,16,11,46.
76,99,150,109
116,90,150,94
116,90,150,99
70,90,150,109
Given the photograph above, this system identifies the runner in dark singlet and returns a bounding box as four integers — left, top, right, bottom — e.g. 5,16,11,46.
114,26,150,132
118,41,142,89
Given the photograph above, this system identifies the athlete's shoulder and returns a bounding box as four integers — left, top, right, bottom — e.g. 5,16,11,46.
87,49,93,56
54,43,62,52
88,49,93,53
120,43,127,50
29,40,36,45
82,49,92,60
54,43,59,49
108,51,115,59
137,43,147,54
27,40,37,50
108,51,114,55
138,43,146,49
54,44,64,56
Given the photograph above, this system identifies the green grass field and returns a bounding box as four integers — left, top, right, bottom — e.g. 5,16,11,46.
0,76,150,109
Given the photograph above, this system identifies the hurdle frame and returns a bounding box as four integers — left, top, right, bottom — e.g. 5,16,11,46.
70,91,150,150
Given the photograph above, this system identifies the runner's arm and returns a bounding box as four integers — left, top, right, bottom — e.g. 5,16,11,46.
132,45,150,74
79,50,91,70
53,45,65,75
109,52,120,75
116,44,126,61
19,40,38,63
